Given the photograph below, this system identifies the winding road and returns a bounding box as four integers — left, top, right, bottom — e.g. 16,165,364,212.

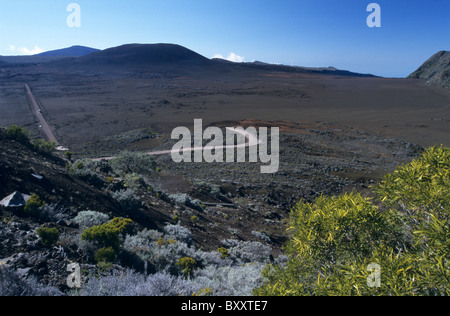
93,127,261,161
24,83,260,159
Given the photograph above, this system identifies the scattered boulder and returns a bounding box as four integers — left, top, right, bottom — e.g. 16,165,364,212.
0,191,31,208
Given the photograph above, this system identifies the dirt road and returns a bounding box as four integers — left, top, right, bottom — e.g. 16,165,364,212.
24,82,259,159
24,84,59,145
92,127,261,161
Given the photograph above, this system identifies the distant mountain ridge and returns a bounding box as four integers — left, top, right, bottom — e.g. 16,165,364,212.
240,61,376,77
46,43,375,77
409,51,450,88
36,45,100,57
0,45,99,65
1,43,376,77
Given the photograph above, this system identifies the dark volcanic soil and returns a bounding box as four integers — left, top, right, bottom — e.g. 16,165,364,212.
0,52,448,252
0,59,449,149
0,120,423,259
0,51,448,291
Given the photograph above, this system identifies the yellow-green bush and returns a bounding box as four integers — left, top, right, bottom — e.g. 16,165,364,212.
24,194,44,217
285,193,404,264
217,247,229,259
6,125,30,145
32,139,56,154
176,257,196,277
94,247,118,264
255,146,449,296
36,227,59,247
81,217,133,251
375,146,449,219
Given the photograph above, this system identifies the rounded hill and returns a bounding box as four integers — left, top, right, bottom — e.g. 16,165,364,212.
57,43,212,72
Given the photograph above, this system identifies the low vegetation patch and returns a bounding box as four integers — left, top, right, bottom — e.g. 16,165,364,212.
36,227,59,247
255,146,449,296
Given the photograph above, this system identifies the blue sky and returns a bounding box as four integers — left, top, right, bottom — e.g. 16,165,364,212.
0,0,449,77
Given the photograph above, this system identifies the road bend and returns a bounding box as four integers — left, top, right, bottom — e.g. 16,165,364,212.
24,83,59,145
93,128,261,162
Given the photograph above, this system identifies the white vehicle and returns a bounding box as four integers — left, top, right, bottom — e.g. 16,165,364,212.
56,145,70,151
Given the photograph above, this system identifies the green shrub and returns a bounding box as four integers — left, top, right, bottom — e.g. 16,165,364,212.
217,247,229,259
375,145,449,221
32,139,56,154
284,193,404,265
176,257,196,277
82,225,120,251
123,173,145,191
6,125,30,145
255,146,449,296
190,215,198,223
94,247,117,264
65,151,73,161
24,194,44,217
36,227,59,247
107,217,134,234
81,217,133,251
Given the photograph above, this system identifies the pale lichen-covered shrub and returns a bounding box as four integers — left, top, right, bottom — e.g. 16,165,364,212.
79,269,199,296
251,230,271,243
110,151,156,177
0,268,63,296
111,189,142,212
222,239,272,264
169,193,203,211
163,223,193,245
69,159,108,188
194,181,222,197
192,263,266,296
38,203,70,222
74,210,110,229
119,224,276,296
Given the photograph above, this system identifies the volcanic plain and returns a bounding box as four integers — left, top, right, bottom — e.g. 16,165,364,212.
1,44,449,254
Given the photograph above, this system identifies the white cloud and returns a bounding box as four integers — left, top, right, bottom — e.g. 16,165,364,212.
7,45,44,55
212,52,245,63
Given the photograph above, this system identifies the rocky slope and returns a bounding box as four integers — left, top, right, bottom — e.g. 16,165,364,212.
409,51,450,88
0,121,423,293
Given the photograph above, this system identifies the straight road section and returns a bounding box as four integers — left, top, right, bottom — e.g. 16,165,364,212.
24,84,68,151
